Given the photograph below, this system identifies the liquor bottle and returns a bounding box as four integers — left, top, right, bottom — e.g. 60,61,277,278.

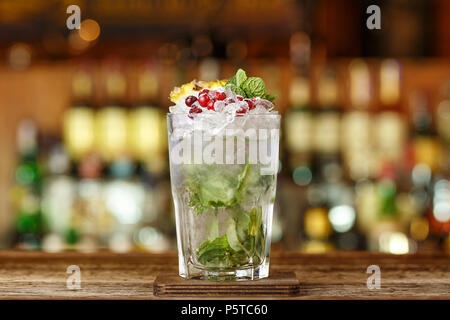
96,60,129,162
374,59,406,170
11,119,43,249
284,75,313,172
313,66,341,176
409,91,442,173
341,59,374,181
300,188,334,253
285,31,313,172
366,158,415,254
129,62,166,175
63,67,96,161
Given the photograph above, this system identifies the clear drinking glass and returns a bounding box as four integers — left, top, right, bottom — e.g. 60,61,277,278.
167,113,280,280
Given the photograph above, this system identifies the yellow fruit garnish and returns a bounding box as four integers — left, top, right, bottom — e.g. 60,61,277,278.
169,79,227,104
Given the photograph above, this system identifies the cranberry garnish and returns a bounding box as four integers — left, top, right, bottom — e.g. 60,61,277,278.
185,95,197,107
244,99,255,110
206,100,215,110
188,106,202,119
214,91,226,101
237,96,244,101
225,98,235,104
198,94,211,107
189,106,202,114
199,89,210,96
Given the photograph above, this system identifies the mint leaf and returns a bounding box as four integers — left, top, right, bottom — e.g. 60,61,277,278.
225,69,277,101
199,174,236,206
236,163,265,202
197,234,249,267
186,178,209,214
198,206,265,268
197,235,232,267
226,69,277,102
227,75,237,86
225,83,246,97
242,77,266,99
185,165,238,214
235,68,247,87
248,206,262,237
226,217,243,252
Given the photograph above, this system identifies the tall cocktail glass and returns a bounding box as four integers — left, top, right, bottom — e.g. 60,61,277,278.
168,113,280,280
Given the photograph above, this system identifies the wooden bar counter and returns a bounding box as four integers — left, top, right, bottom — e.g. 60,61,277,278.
0,250,448,300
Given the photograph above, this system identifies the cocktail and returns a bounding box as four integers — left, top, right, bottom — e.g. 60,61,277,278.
168,69,280,280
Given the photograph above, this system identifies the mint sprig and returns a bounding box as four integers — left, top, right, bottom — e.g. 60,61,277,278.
225,68,277,102
185,162,270,268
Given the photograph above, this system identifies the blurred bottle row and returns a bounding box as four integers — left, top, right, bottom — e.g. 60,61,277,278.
8,57,450,253
281,58,450,254
10,63,173,252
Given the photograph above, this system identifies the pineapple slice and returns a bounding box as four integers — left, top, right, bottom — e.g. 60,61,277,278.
169,79,227,104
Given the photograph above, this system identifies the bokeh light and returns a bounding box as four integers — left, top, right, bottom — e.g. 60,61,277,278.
328,205,356,233
79,19,101,42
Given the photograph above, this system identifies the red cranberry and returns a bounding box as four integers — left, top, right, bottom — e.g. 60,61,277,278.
214,91,226,101
225,98,236,104
244,99,255,110
185,95,197,107
206,100,215,110
189,106,202,114
188,106,202,119
199,89,210,96
237,96,244,101
198,94,211,107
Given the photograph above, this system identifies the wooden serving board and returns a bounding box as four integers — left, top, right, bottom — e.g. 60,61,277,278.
153,271,300,297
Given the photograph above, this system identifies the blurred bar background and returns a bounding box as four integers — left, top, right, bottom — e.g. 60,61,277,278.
0,0,449,254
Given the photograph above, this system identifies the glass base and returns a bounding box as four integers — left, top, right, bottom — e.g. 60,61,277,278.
179,259,270,281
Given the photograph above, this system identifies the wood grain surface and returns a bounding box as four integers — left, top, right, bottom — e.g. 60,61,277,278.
0,251,448,300
154,271,300,297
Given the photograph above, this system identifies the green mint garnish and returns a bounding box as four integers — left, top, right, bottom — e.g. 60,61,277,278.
185,162,271,268
235,68,247,87
242,77,266,99
248,206,262,237
225,83,246,97
225,68,276,101
264,93,277,102
197,206,265,268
